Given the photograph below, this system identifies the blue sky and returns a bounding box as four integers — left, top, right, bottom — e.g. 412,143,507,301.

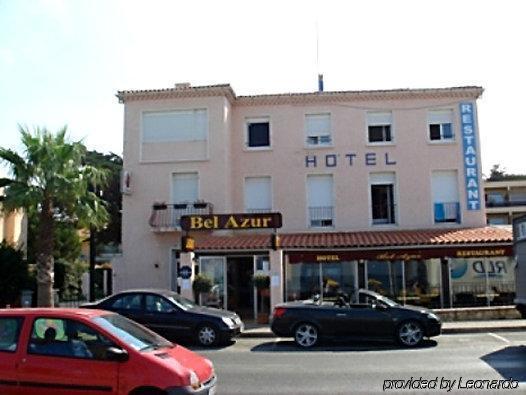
1,0,525,176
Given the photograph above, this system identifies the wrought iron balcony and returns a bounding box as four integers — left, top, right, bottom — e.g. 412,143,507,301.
149,202,213,231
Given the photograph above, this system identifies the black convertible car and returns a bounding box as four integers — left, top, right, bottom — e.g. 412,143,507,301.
271,289,441,348
81,289,244,346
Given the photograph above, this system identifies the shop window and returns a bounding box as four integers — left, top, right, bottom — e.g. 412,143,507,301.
367,112,393,143
305,113,332,146
246,118,270,148
428,109,454,141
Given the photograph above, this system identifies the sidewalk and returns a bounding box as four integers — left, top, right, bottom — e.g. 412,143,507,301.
240,319,526,338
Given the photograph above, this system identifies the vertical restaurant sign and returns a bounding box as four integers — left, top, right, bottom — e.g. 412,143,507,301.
460,102,481,210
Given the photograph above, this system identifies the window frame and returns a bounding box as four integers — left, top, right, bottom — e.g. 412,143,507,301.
245,117,272,150
366,111,394,145
304,113,333,148
27,317,117,361
427,109,455,143
369,172,398,227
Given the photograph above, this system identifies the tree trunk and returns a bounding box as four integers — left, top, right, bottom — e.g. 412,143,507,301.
36,198,55,307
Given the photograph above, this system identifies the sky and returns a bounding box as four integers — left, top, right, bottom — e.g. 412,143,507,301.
0,0,525,177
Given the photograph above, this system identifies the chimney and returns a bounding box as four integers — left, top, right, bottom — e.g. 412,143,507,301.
318,74,324,92
175,82,191,89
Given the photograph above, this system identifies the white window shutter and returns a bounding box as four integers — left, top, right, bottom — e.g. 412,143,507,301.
172,173,198,203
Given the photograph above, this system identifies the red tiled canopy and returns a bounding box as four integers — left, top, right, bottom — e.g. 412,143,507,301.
192,227,512,251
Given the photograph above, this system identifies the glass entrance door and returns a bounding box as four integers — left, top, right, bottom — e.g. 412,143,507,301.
199,256,226,309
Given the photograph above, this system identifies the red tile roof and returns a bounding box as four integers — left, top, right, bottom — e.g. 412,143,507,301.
193,227,512,251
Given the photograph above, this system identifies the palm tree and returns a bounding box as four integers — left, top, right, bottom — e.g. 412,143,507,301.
0,126,109,306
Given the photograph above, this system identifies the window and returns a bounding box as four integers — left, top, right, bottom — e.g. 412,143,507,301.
171,172,198,203
246,118,270,148
111,294,143,310
370,173,396,225
428,110,454,141
145,295,175,313
28,318,114,360
0,317,23,352
305,113,332,146
245,177,272,213
307,175,334,227
431,170,460,223
142,109,207,143
367,112,392,143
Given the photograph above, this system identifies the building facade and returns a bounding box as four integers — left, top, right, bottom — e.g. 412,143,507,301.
0,188,27,254
117,83,513,319
485,180,526,225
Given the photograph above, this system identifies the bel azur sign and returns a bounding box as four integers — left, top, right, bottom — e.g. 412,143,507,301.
180,213,282,231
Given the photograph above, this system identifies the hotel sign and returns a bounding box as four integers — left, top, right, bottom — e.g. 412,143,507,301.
180,213,282,231
460,102,481,210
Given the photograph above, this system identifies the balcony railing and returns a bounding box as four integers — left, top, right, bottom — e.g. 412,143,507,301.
246,208,273,214
309,206,334,227
434,202,460,223
149,202,213,230
485,199,526,208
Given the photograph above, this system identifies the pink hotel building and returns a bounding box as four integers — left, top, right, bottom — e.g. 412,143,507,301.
116,83,514,319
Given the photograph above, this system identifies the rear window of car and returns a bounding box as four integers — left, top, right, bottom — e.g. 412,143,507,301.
0,317,24,353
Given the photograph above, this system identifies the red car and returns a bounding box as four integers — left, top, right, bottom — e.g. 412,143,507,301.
0,308,217,395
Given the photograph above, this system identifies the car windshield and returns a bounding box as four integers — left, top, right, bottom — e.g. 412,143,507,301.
93,314,173,352
362,291,399,307
166,293,198,311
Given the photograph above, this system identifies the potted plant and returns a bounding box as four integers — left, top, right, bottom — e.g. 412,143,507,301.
253,273,271,324
192,274,213,306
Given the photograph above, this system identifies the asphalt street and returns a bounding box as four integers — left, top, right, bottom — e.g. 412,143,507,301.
190,331,526,395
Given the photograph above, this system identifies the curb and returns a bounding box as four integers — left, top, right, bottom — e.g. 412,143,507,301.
240,325,526,338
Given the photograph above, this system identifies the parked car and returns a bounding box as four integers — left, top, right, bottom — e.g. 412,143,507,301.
0,308,216,395
81,289,244,347
270,289,441,348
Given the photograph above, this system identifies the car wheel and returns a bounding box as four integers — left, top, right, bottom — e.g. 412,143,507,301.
294,323,319,348
397,320,424,347
196,324,219,347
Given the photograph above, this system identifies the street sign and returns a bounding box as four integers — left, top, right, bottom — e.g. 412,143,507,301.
179,265,192,280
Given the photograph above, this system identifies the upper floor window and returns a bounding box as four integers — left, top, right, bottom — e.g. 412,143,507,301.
370,172,396,225
367,112,393,143
246,118,270,149
307,174,334,228
431,170,460,223
428,110,454,141
142,109,207,143
245,177,272,213
305,113,332,146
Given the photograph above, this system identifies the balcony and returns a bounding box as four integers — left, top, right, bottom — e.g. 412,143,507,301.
149,202,213,231
434,202,460,224
309,206,334,228
485,199,526,208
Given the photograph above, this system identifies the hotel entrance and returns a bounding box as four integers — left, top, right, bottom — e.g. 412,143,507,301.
198,255,270,320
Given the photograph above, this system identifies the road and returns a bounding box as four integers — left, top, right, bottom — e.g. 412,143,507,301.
191,331,526,394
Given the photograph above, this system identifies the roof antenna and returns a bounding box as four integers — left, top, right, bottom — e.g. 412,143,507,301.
316,21,323,92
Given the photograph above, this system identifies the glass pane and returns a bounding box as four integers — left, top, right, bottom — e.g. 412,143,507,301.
368,126,384,142
145,295,175,313
0,318,23,352
322,261,356,302
371,184,395,224
248,122,270,147
429,124,441,140
367,260,403,302
286,262,321,301
403,259,441,308
200,257,225,308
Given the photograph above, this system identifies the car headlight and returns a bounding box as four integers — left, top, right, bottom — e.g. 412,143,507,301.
221,317,235,328
189,370,201,390
427,313,440,321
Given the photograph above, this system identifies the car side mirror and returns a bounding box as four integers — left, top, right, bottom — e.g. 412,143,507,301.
106,346,129,362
